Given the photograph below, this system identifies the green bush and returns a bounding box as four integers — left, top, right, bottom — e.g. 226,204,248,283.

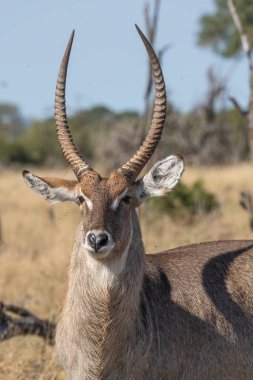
150,180,219,216
0,141,34,164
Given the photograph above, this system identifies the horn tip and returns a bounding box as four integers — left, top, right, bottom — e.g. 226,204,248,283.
135,24,149,45
22,169,30,178
135,24,142,35
70,29,75,41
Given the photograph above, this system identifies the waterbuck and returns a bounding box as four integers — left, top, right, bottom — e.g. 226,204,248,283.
23,26,253,379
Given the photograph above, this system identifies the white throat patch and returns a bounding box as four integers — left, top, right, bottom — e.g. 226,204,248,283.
85,221,133,286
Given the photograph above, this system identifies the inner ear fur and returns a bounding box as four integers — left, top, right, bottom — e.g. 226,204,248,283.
22,170,79,203
131,155,184,205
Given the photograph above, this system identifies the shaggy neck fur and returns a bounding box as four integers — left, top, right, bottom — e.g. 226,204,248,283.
56,211,150,379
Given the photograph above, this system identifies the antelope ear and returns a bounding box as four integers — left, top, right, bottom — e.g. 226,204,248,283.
22,170,79,203
132,155,184,205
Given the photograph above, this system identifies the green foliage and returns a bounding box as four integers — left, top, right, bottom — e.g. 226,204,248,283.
150,180,219,216
82,106,113,122
0,100,248,167
197,0,253,57
115,110,139,120
0,141,32,163
21,119,63,165
0,103,140,166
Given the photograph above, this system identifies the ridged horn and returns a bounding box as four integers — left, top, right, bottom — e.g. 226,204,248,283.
55,30,91,180
119,25,167,182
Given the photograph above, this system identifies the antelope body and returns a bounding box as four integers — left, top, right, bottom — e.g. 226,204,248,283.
23,27,253,379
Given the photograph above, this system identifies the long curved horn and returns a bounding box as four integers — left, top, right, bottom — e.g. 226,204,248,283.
120,25,167,182
55,30,92,180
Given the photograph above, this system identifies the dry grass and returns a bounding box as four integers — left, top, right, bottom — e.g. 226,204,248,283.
0,164,253,378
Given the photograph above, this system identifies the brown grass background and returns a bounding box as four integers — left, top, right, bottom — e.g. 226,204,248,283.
0,164,253,379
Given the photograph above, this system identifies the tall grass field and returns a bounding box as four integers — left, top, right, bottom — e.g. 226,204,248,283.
0,164,253,379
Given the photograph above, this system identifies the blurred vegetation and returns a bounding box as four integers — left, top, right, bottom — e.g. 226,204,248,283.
197,0,253,57
0,98,248,168
150,180,219,216
0,98,234,216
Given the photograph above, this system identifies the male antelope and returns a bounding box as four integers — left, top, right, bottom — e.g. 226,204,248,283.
23,26,253,380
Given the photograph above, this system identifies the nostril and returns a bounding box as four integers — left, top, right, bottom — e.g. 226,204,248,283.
87,233,97,249
96,233,109,249
87,232,109,252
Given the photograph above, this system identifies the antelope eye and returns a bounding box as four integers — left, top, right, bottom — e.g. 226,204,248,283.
122,196,131,204
78,195,85,204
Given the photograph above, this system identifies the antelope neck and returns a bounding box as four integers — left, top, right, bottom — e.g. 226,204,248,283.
60,212,145,376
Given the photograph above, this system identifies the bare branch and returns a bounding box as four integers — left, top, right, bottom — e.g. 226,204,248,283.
158,44,171,62
239,191,253,230
0,302,55,345
227,0,252,70
144,3,151,41
150,0,161,44
229,96,248,117
240,191,253,211
200,63,238,123
202,67,227,122
143,0,162,104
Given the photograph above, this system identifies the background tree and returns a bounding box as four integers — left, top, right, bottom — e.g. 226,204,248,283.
197,0,253,159
198,0,253,57
0,104,24,141
0,104,29,165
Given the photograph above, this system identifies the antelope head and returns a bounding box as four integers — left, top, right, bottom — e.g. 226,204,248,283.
23,26,184,261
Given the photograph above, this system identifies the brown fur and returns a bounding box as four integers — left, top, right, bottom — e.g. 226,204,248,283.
54,174,253,379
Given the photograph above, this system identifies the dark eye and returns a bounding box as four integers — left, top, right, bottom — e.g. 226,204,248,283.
77,196,85,204
122,196,131,204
